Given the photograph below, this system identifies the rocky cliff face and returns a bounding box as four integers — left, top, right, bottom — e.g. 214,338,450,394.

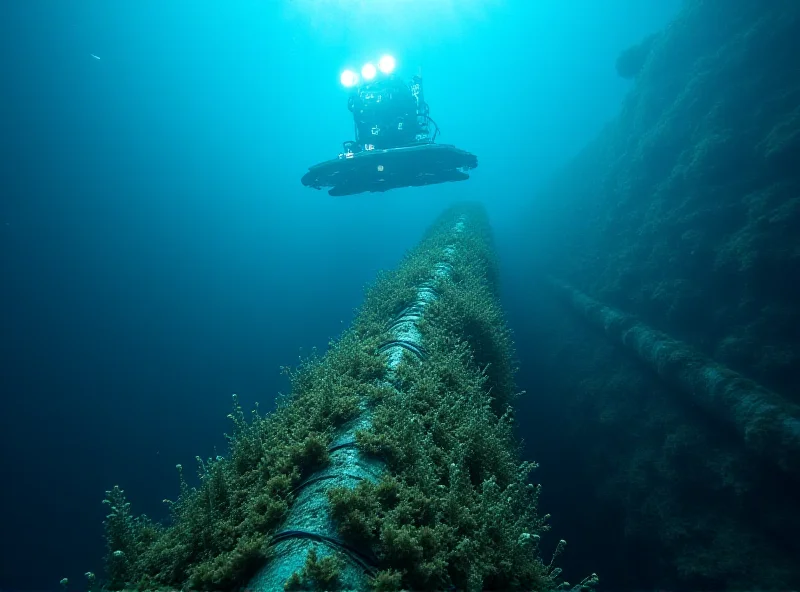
526,1,800,589
557,0,800,387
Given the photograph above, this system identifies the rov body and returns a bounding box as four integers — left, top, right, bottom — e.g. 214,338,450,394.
301,56,478,196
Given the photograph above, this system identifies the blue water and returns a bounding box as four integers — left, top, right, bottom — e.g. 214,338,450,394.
0,1,680,589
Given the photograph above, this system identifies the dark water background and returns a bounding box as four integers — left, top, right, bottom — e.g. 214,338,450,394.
2,1,693,589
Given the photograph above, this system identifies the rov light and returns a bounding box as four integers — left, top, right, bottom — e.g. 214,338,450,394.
340,69,359,88
361,62,377,81
378,55,395,74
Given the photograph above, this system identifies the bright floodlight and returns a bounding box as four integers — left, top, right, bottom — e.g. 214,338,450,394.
361,62,377,81
378,55,396,74
340,69,359,87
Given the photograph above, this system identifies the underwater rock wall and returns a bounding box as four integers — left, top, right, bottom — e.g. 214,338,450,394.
528,1,800,589
556,0,800,383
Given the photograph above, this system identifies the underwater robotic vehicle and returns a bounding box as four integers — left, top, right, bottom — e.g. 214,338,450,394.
301,55,478,196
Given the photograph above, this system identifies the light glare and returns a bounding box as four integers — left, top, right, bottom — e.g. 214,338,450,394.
378,55,396,74
340,69,359,87
361,62,377,80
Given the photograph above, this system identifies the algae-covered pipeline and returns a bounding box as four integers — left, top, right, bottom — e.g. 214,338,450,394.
99,205,562,591
247,214,468,591
549,278,800,479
